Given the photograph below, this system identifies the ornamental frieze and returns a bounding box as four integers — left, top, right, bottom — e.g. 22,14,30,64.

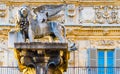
97,40,114,46
90,40,117,49
0,4,120,25
89,40,120,49
94,5,120,24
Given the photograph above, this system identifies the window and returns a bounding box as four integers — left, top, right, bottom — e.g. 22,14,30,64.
98,50,114,74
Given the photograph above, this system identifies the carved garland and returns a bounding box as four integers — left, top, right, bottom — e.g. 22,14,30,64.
94,5,120,24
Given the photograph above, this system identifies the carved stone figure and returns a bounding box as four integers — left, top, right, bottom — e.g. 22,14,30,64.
16,5,31,42
28,5,66,42
15,5,66,43
9,5,77,74
9,5,77,51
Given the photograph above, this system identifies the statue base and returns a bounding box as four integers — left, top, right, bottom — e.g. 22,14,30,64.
14,42,69,74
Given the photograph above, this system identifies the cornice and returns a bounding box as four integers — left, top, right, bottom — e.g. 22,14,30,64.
1,0,116,6
66,26,120,40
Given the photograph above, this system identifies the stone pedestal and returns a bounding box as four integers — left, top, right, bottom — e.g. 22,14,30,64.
14,42,69,74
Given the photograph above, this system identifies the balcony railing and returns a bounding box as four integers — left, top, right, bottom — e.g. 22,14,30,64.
0,66,120,74
66,67,120,74
0,66,21,74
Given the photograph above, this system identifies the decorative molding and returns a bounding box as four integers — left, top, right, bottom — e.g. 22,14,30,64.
98,40,114,46
94,5,120,24
0,12,6,17
90,40,118,49
66,4,76,24
80,0,114,2
78,6,83,24
67,4,76,17
0,4,6,11
9,6,15,24
0,39,8,51
0,4,6,17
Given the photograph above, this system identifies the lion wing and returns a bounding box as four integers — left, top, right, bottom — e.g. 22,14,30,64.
33,4,66,18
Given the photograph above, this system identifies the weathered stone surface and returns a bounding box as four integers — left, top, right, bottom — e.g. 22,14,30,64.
15,42,68,50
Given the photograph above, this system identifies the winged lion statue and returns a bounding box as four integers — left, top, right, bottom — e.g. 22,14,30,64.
8,5,77,51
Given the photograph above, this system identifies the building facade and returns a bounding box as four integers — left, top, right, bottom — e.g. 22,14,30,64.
0,0,120,74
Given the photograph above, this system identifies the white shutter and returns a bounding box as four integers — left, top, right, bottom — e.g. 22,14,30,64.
115,48,120,74
88,48,97,74
115,48,120,67
88,48,97,67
